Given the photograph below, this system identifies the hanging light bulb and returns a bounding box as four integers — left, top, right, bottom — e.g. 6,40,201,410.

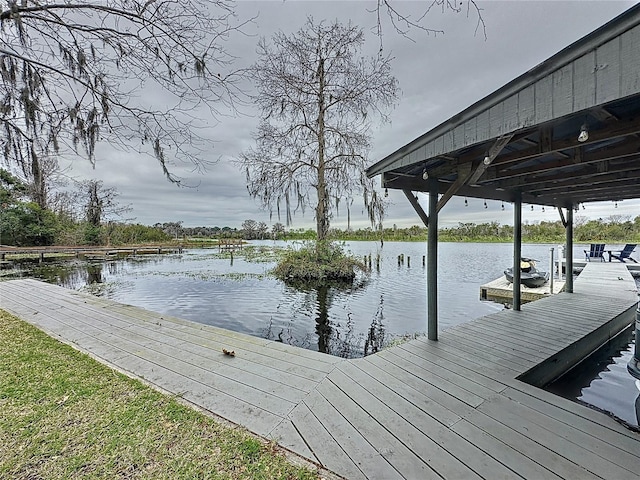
577,123,589,142
530,205,534,211
464,198,468,207
422,167,429,180
484,200,488,209
384,188,388,198
542,206,545,212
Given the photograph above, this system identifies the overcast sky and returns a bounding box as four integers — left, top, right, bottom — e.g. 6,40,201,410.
58,0,640,230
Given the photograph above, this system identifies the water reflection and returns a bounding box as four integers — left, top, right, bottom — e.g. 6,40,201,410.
315,284,331,354
364,295,385,356
545,327,639,430
87,263,103,284
276,278,369,358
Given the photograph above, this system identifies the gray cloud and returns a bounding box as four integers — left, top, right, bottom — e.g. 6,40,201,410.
59,0,639,229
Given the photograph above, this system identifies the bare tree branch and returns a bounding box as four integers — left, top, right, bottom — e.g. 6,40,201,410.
1,0,251,188
370,0,486,50
237,18,398,241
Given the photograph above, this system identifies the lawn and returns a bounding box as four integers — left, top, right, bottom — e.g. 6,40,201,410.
0,310,320,479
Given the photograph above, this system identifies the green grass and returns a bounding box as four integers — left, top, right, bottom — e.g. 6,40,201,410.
0,310,319,480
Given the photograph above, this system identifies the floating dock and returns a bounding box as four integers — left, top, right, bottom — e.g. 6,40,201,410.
0,262,638,480
480,276,566,303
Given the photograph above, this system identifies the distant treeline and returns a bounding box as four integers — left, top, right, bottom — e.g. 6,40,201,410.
4,211,640,247
132,216,640,245
315,216,640,243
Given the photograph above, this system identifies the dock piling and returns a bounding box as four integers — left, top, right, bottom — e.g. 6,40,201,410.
549,247,554,294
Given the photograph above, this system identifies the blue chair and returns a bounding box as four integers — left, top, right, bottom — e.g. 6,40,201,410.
608,244,637,263
584,243,605,262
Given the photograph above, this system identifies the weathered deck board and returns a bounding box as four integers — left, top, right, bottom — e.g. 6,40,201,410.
286,400,366,479
374,347,496,403
1,261,639,480
449,419,565,480
456,410,604,480
316,372,438,480
408,335,523,378
477,395,637,478
332,362,524,480
346,356,469,426
389,341,508,393
3,283,310,407
1,279,339,382
501,385,640,447
324,366,494,480
301,388,401,479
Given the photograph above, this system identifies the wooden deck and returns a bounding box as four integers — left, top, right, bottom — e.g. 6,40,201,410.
1,262,639,479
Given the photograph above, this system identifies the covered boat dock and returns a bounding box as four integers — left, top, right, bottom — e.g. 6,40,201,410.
366,4,640,343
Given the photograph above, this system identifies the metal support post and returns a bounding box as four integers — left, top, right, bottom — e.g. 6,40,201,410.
566,206,574,293
513,193,522,311
549,247,554,294
427,178,438,340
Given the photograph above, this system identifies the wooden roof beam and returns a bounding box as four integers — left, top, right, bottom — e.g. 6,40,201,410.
487,157,640,190
531,179,640,198
527,169,640,194
484,140,640,185
468,134,514,185
403,190,430,228
435,164,473,214
543,185,640,204
421,118,640,181
487,120,640,168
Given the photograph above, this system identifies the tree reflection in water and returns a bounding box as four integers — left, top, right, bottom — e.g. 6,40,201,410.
314,284,332,355
8,257,127,292
264,277,382,358
87,263,103,284
364,295,385,356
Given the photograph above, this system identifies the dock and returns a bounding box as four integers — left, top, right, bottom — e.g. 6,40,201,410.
480,276,566,303
1,262,639,479
0,245,183,262
218,238,244,252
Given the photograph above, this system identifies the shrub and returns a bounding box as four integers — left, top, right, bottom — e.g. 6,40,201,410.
272,241,367,284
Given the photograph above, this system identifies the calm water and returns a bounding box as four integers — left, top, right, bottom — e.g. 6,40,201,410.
4,240,639,428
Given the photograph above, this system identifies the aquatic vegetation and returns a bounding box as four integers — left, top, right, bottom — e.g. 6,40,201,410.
80,281,132,297
273,241,367,284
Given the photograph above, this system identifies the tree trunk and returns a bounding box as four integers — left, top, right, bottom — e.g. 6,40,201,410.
316,56,329,242
30,154,47,210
